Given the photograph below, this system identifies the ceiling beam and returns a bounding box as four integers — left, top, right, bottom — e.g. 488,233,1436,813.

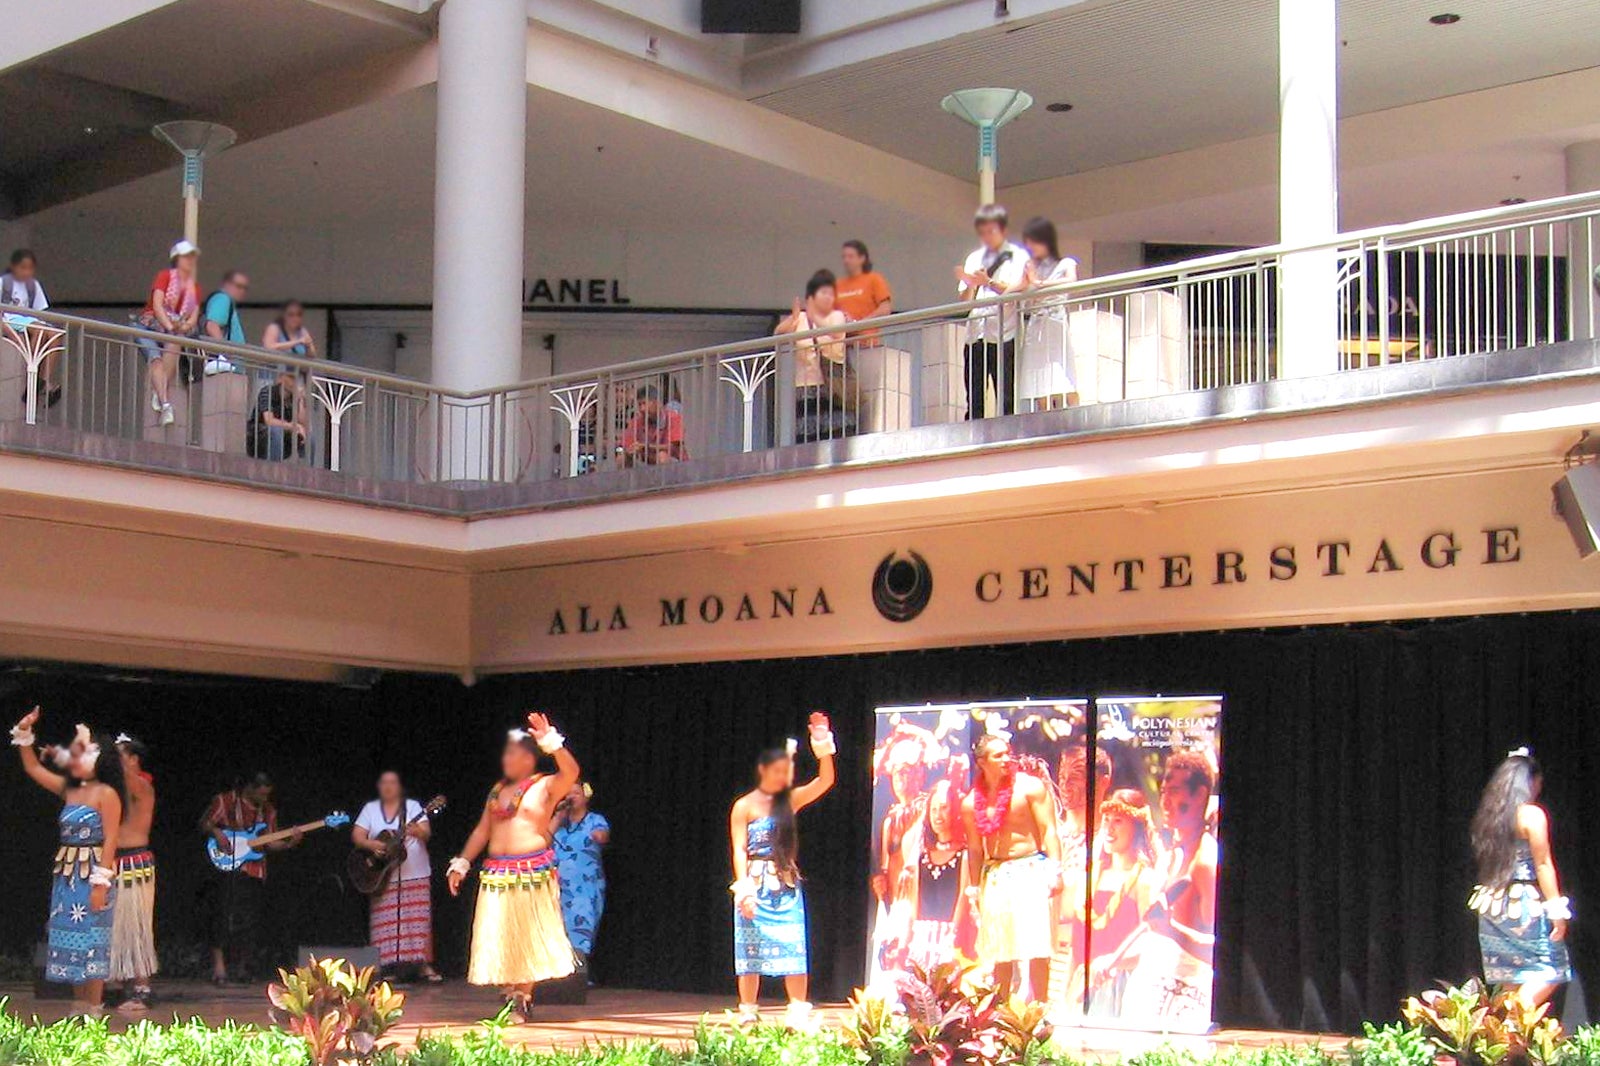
524,25,972,225
1007,65,1600,232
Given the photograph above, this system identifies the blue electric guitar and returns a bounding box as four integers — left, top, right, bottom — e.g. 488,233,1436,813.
207,811,351,872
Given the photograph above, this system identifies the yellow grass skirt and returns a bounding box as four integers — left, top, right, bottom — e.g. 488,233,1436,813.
467,852,576,987
109,849,158,983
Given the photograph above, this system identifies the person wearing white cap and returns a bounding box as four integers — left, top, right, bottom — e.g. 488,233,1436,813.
135,240,201,426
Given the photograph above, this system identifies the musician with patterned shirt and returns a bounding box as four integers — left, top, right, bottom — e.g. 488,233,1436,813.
448,713,580,1022
199,772,302,984
961,731,1063,1003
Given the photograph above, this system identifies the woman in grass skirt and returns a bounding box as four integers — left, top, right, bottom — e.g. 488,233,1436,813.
729,714,836,1029
1469,747,1571,1009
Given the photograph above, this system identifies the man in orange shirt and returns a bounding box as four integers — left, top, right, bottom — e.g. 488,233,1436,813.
836,240,893,347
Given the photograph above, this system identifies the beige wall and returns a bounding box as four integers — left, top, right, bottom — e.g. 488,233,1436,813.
472,465,1600,672
0,512,470,678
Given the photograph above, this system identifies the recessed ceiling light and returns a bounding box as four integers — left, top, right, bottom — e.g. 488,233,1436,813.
1429,12,1461,25
1045,102,1074,113
81,126,97,135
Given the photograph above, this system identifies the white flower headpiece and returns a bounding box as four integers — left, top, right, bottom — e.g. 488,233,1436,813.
1508,745,1532,760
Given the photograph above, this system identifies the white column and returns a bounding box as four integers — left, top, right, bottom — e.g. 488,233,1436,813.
1566,141,1600,340
433,0,526,477
1277,0,1340,378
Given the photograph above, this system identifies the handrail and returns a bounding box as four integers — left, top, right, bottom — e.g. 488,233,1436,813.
16,306,452,397
24,187,1600,401
481,188,1600,395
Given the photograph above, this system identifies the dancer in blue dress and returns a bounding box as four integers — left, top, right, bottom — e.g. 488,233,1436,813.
729,713,837,1029
1469,747,1571,1009
10,707,125,1018
553,782,611,963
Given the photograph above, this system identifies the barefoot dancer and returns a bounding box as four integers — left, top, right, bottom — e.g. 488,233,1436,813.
110,734,158,1013
1469,747,1572,1010
10,708,125,1018
729,713,837,1028
448,713,579,1021
961,731,1062,1003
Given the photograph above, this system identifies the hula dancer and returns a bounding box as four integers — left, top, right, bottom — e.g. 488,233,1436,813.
1469,747,1571,1009
11,708,125,1018
729,712,837,1028
448,712,579,1022
961,731,1062,1003
110,734,158,1012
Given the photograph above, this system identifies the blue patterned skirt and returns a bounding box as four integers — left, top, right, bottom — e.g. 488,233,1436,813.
1474,883,1571,985
47,830,114,983
733,860,808,977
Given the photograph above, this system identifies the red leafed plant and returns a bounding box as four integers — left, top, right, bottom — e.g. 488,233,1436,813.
844,961,1055,1066
267,956,407,1065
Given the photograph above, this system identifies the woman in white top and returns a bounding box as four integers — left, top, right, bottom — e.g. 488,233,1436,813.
776,270,854,443
1017,217,1080,410
352,771,441,981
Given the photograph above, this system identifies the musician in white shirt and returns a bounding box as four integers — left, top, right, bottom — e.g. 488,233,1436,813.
955,204,1029,419
353,771,441,981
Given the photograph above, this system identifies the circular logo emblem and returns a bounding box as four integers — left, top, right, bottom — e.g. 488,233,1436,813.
872,550,933,623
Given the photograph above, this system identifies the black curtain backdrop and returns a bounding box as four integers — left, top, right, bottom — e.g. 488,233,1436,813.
0,612,1598,1033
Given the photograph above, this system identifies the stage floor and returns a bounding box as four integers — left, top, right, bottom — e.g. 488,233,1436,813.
0,982,1332,1056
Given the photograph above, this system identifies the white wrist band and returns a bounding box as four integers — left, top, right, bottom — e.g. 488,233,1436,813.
1546,896,1573,921
730,879,756,904
536,729,566,754
88,866,115,888
9,727,33,747
448,857,471,877
810,730,836,757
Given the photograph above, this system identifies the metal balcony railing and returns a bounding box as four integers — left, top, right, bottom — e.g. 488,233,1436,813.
1,191,1596,503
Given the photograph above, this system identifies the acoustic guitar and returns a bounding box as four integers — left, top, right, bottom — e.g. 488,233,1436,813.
347,795,447,896
207,811,351,872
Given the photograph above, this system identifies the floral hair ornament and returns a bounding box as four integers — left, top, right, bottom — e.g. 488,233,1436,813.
582,781,594,799
1507,745,1532,760
115,733,133,745
785,738,799,758
508,728,530,742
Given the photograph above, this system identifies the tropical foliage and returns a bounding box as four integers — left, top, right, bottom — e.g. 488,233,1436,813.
0,978,1592,1066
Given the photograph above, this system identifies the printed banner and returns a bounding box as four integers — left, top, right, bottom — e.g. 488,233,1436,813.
865,695,1223,1035
865,700,1088,988
1070,696,1222,1032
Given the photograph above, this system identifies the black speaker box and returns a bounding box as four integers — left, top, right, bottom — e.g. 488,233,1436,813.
702,0,800,34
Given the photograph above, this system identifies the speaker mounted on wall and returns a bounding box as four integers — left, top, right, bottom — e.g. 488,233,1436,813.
702,0,800,34
1554,432,1600,559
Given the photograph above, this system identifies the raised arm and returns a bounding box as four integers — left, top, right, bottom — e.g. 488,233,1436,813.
792,714,837,811
11,708,66,796
527,712,579,796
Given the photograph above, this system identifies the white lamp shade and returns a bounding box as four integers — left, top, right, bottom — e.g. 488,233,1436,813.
940,88,1034,129
152,121,237,158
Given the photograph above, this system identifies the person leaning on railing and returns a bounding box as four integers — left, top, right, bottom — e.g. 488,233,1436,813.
134,240,202,428
261,301,317,359
956,204,1028,420
1016,217,1080,412
1,248,62,409
776,270,855,443
619,384,685,466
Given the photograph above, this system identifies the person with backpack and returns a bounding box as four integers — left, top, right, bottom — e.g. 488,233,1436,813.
1,249,61,408
200,271,249,376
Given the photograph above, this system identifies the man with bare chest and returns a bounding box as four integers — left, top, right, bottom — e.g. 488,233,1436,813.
961,734,1062,1002
448,713,580,1021
110,735,157,1012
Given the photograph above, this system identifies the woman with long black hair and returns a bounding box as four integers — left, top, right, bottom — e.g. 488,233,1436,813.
1469,747,1571,1008
729,713,837,1028
10,706,126,1017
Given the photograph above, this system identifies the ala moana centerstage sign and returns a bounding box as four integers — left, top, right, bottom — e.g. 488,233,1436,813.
540,527,1524,636
477,466,1599,670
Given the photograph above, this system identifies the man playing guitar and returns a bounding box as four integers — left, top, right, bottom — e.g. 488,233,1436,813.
198,772,302,984
352,771,443,983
